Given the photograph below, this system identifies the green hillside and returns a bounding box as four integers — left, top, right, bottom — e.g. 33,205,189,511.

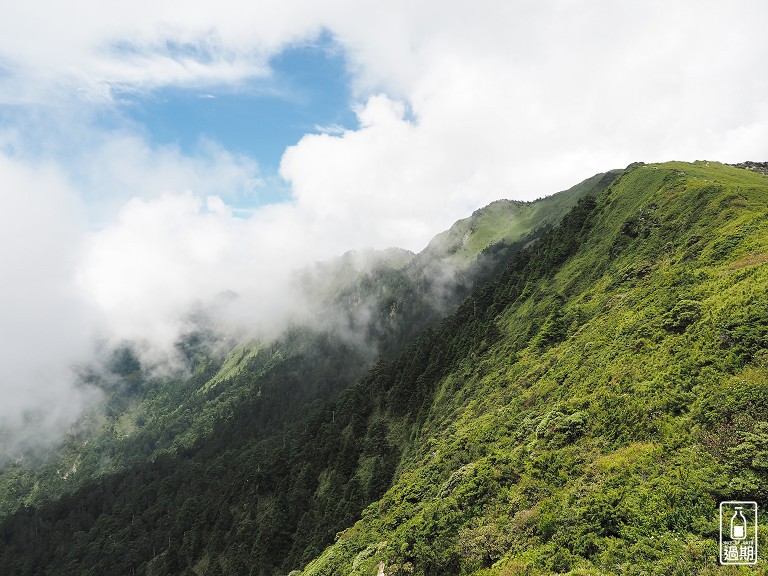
0,169,605,575
0,166,615,524
299,161,768,575
422,171,620,265
0,161,766,575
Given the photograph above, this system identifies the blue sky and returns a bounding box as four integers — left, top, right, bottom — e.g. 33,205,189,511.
120,34,357,178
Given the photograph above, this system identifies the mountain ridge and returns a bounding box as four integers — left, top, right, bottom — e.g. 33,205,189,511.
1,161,766,575
0,166,611,561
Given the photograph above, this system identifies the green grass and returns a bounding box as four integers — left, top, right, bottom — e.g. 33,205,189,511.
423,170,620,265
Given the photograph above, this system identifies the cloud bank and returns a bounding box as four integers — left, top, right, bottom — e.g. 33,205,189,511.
1,0,768,452
0,155,100,450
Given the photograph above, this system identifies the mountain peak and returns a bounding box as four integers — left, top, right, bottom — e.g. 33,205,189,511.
421,170,621,264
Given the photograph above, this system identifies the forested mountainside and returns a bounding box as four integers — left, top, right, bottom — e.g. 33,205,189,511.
0,170,617,575
1,161,767,575
298,161,768,576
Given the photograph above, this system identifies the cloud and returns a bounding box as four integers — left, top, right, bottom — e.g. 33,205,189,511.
0,142,310,454
0,0,314,103
4,2,768,182
77,193,311,361
78,135,263,220
299,0,768,202
1,106,263,221
2,0,768,452
0,128,268,453
0,154,100,454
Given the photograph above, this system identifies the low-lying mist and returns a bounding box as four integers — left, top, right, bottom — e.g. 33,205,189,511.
0,180,480,461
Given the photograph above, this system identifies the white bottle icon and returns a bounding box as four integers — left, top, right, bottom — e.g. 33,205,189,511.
731,506,747,540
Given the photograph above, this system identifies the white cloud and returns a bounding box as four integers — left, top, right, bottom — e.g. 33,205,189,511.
1,110,263,222
80,135,263,219
4,2,768,184
271,1,768,261
0,154,100,453
2,0,768,450
0,128,268,451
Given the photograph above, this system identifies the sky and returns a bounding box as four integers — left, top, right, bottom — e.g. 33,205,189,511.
1,0,768,451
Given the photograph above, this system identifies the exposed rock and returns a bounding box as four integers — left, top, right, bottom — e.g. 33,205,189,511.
728,161,768,176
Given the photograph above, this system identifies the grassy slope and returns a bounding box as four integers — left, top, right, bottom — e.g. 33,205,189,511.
300,161,768,575
424,171,620,265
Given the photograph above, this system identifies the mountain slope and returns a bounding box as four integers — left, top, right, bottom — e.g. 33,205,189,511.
0,171,618,575
298,161,768,575
422,170,620,265
1,161,765,575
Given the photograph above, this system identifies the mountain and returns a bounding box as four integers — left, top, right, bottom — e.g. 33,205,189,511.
421,170,620,265
298,160,768,575
1,161,766,575
0,167,617,516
